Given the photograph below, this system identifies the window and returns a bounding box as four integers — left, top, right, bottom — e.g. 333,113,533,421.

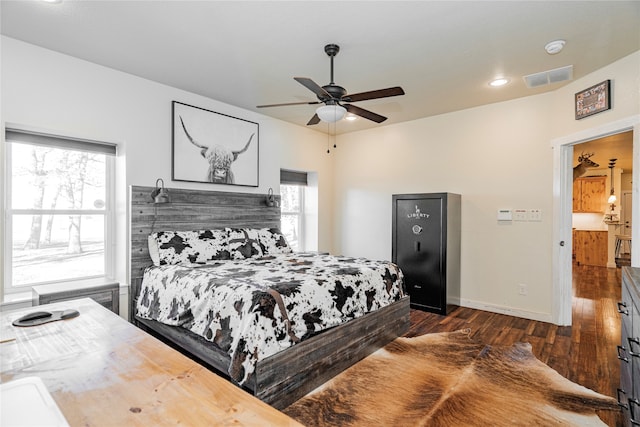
4,128,116,294
280,169,308,252
280,184,304,251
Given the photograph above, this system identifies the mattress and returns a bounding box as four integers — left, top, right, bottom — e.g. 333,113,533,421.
135,252,405,384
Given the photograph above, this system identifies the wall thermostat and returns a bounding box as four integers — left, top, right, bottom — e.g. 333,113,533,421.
497,209,512,221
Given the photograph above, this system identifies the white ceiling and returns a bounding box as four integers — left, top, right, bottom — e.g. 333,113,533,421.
1,1,639,135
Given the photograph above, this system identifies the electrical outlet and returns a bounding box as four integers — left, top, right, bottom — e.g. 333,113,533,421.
518,284,528,296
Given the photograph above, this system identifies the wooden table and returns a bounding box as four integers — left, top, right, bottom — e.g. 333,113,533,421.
0,298,302,426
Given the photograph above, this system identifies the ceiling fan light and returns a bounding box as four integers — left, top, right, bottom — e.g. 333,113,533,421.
316,104,346,123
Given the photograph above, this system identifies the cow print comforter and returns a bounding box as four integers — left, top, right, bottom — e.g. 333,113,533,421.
136,252,406,385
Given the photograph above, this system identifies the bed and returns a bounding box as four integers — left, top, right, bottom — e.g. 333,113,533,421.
129,186,410,409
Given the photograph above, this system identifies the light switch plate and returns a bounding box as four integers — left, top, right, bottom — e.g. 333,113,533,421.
514,209,527,221
528,209,542,221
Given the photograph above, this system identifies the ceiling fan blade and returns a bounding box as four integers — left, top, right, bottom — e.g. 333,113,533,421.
344,104,387,123
256,100,321,108
306,113,321,126
294,77,331,99
344,86,405,103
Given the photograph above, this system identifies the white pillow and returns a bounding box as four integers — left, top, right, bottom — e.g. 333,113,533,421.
148,235,160,266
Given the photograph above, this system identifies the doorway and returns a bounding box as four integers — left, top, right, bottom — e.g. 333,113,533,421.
571,131,633,269
552,115,640,326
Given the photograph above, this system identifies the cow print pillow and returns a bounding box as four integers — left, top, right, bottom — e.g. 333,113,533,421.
257,228,292,255
226,228,264,259
153,229,230,265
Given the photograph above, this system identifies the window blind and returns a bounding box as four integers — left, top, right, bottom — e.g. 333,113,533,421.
5,128,117,156
280,169,308,186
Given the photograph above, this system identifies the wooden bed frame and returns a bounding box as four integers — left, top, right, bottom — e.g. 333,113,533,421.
129,185,410,409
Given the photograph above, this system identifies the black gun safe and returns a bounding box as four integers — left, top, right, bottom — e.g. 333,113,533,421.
392,193,461,314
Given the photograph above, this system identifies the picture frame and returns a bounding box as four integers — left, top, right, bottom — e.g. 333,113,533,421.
574,80,611,120
172,101,259,187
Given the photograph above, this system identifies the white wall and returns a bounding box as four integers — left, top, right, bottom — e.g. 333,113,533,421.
0,36,333,315
276,127,334,252
333,50,640,323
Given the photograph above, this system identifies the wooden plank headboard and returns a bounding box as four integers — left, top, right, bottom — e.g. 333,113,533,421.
129,185,281,319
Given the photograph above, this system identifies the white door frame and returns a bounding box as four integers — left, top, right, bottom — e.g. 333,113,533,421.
622,190,633,235
551,115,640,326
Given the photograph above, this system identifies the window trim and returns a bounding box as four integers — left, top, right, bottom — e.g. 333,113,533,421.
4,133,116,294
5,128,117,155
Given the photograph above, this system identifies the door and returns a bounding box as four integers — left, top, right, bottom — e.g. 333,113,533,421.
394,197,444,311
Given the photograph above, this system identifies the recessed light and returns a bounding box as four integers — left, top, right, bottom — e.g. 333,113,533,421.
344,113,357,121
545,40,566,55
41,0,62,3
489,78,509,87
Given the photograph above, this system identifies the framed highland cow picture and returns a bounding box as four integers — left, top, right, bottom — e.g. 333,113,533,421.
172,101,259,187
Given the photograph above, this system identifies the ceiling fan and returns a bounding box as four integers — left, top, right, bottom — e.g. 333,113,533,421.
256,44,405,126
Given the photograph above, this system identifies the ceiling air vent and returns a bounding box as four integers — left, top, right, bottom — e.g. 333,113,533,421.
523,65,573,88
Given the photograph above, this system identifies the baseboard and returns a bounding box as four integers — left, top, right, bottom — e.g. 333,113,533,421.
447,296,461,306
459,298,554,323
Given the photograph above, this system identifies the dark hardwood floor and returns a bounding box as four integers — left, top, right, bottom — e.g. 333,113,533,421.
406,263,623,426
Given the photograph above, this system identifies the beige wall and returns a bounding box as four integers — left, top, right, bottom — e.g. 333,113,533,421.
277,126,334,253
333,93,556,320
550,51,640,137
333,50,640,322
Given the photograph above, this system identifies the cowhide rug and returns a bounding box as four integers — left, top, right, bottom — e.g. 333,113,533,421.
284,330,619,426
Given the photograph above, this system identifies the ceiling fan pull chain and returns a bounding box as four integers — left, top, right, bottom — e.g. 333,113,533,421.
327,123,331,154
